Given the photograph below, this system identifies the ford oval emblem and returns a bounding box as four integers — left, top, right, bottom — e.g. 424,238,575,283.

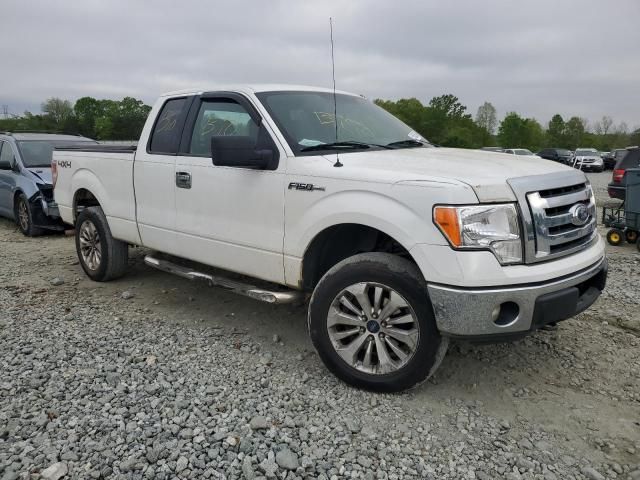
569,204,590,226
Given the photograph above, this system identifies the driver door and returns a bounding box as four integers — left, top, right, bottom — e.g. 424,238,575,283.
172,94,286,284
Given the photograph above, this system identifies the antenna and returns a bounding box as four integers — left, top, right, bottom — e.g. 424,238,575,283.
330,17,342,167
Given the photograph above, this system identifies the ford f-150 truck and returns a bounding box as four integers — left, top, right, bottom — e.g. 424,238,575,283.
53,85,607,392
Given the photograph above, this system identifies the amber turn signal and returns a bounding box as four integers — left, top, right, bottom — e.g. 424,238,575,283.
434,206,461,247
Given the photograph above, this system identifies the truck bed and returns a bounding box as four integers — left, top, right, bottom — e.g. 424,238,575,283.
53,147,140,244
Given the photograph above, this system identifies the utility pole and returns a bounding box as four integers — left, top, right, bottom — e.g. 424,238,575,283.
1,105,8,119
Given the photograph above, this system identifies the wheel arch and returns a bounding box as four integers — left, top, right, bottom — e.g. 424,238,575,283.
12,188,26,219
300,223,419,291
72,188,103,222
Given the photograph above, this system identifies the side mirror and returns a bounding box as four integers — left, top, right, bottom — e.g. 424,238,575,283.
211,136,272,169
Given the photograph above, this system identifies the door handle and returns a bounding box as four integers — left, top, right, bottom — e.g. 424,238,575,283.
176,171,192,189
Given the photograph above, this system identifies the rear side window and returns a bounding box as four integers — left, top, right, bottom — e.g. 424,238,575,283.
0,141,14,168
620,150,640,169
149,97,188,154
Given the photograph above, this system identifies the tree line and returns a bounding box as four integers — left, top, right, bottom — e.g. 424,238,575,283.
375,95,639,152
1,94,638,150
0,97,151,140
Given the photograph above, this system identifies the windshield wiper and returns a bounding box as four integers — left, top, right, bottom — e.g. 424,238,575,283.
300,141,392,152
386,139,427,148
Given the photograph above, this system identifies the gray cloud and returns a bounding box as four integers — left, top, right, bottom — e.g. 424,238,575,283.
2,0,639,129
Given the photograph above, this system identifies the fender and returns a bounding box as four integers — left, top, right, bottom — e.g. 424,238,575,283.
71,168,109,218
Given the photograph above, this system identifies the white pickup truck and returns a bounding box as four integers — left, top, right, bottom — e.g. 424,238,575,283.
53,85,607,391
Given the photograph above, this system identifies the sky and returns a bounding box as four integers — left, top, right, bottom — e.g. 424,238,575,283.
2,0,639,130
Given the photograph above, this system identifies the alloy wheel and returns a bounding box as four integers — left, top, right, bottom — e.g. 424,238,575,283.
327,282,419,375
18,200,29,231
79,220,102,271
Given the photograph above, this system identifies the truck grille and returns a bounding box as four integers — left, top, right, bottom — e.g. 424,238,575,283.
508,172,598,264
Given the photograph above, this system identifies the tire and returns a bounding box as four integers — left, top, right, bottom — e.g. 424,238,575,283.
14,193,44,237
606,229,624,246
626,230,638,244
308,252,448,392
75,206,128,281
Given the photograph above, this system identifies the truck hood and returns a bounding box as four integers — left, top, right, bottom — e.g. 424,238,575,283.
26,167,53,184
326,147,581,202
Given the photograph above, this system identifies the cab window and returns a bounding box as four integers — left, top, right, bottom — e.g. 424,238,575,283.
189,100,259,156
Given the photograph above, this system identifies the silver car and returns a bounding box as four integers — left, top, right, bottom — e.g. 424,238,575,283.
0,132,95,235
572,148,604,172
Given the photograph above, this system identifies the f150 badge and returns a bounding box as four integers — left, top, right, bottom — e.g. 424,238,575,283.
288,182,325,192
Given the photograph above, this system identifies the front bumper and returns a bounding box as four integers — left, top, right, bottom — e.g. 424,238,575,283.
427,256,607,340
29,196,64,230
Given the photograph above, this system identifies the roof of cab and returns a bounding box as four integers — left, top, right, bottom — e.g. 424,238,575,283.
160,84,359,98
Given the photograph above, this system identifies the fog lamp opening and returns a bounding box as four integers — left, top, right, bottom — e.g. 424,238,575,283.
492,301,520,326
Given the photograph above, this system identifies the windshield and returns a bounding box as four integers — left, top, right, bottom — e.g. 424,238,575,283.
513,149,534,155
575,150,597,156
256,91,431,155
17,140,95,167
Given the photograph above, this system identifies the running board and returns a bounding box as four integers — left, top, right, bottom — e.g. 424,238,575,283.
144,255,304,304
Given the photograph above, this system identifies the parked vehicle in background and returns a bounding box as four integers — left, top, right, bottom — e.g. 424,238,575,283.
53,85,606,392
602,151,616,170
571,148,604,172
608,147,640,200
480,147,504,152
503,148,542,158
0,132,96,235
537,148,573,164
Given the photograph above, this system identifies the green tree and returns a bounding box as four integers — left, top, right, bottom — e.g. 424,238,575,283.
429,94,470,120
74,97,103,138
498,113,544,151
564,116,586,148
546,114,566,147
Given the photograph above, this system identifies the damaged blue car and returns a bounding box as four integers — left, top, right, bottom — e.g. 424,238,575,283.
0,132,95,235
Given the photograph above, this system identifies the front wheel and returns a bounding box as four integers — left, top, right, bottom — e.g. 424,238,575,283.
75,206,128,281
15,194,44,237
308,253,447,392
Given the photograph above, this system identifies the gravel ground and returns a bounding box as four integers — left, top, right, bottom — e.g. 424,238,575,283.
1,171,639,480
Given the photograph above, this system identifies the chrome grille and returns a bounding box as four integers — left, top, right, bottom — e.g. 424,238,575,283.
508,171,598,264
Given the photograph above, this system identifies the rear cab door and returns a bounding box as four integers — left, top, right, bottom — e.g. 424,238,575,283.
133,95,194,251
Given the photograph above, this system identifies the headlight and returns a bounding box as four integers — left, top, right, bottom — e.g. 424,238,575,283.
433,204,522,265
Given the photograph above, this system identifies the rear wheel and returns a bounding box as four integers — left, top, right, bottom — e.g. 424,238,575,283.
15,194,44,237
308,253,447,392
625,230,638,244
606,229,624,246
75,206,128,281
